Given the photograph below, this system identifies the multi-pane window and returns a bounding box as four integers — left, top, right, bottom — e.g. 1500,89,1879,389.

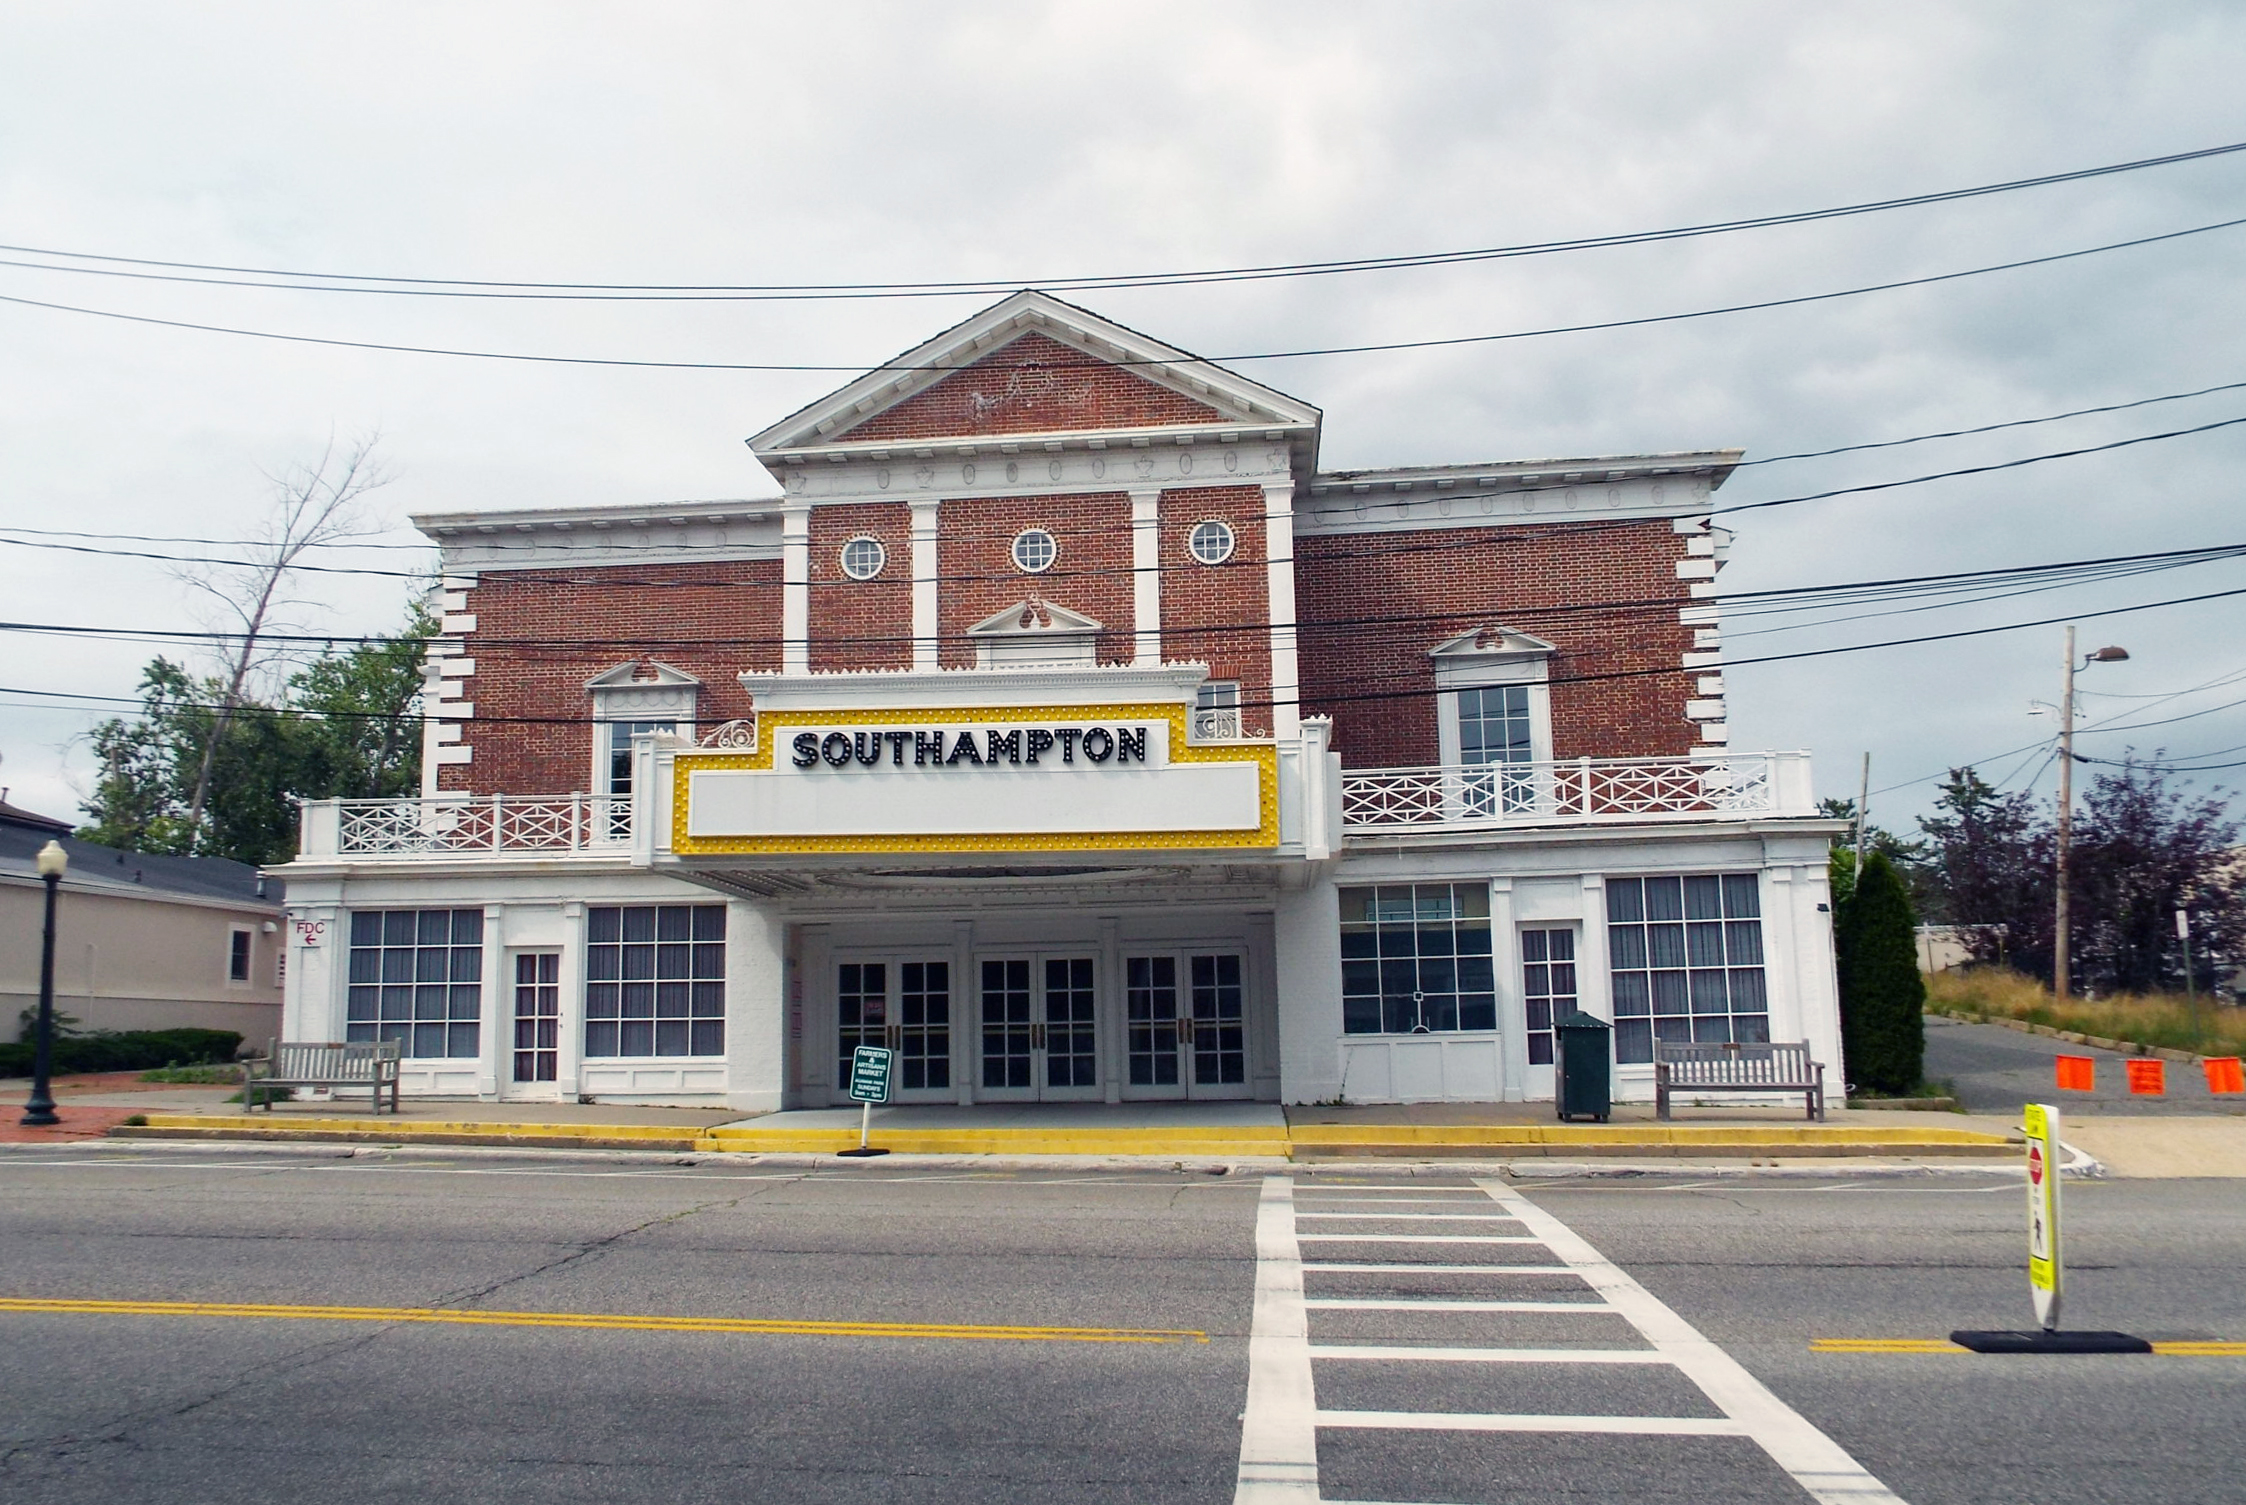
1339,884,1496,1034
604,720,674,801
513,953,560,1083
1520,928,1578,1066
1193,680,1242,740
346,909,484,1058
1457,684,1534,813
1606,874,1767,1065
584,905,726,1058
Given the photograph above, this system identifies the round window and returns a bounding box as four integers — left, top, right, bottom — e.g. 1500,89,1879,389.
839,536,886,580
1189,519,1236,565
1011,528,1058,574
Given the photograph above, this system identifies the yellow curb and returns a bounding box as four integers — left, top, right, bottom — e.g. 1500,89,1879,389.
1284,1124,2013,1149
124,1113,2014,1160
137,1115,703,1143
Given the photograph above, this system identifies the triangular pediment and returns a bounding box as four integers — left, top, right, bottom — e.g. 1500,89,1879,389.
586,658,702,690
750,290,1321,454
1429,626,1558,660
966,598,1104,637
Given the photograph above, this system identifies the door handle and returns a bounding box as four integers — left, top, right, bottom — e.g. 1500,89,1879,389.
886,1023,900,1049
1031,1022,1045,1050
1178,1017,1194,1044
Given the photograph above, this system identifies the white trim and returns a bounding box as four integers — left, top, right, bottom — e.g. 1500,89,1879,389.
1263,481,1300,741
1131,488,1161,667
910,499,940,670
1188,517,1236,565
1431,629,1555,770
838,534,886,580
781,503,811,675
1010,527,1057,574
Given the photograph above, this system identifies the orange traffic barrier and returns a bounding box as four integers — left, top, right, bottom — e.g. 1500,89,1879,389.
2126,1058,2166,1095
2206,1057,2245,1095
2054,1055,2096,1092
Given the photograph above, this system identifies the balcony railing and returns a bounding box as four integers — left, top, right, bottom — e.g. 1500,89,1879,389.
1339,753,1813,835
303,794,634,859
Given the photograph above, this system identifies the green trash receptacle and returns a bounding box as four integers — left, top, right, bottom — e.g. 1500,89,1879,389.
1554,1010,1612,1123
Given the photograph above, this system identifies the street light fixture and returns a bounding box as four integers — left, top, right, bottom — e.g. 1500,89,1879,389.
20,839,68,1127
2054,631,2130,1002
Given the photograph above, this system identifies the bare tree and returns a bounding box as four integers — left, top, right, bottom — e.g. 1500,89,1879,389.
178,434,394,847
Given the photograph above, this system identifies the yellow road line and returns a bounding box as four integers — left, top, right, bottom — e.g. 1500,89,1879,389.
1811,1338,2246,1356
0,1297,1205,1344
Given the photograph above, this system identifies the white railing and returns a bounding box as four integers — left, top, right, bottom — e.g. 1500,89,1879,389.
1191,705,1244,741
1340,752,1813,834
304,794,635,858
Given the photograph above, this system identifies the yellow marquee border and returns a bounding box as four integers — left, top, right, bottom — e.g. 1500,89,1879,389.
669,702,1280,855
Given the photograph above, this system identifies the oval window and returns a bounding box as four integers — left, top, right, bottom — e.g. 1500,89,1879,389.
839,536,886,580
1189,519,1236,565
1012,528,1057,574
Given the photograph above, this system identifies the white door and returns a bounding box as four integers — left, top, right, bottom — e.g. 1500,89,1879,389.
1520,926,1578,1101
836,958,956,1104
1122,951,1251,1101
976,955,1102,1102
502,952,562,1101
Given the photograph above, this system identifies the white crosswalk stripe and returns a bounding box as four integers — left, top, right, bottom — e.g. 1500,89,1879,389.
1234,1175,1908,1505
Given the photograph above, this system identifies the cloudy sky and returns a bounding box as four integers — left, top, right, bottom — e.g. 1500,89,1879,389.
4,2,2244,835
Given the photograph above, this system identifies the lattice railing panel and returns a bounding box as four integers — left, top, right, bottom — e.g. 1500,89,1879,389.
1340,756,1780,833
333,795,633,855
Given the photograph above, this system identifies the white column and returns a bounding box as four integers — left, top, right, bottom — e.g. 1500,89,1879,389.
1263,481,1301,739
726,900,786,1113
284,903,345,1043
1489,879,1524,1102
557,901,586,1100
780,503,811,675
1130,488,1162,666
1273,874,1342,1104
476,905,505,1098
800,923,832,1099
1099,915,1123,1104
910,498,941,670
952,920,976,1105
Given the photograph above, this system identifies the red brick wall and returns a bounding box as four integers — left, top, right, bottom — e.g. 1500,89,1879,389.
936,491,1135,668
837,333,1227,442
1159,484,1273,736
1295,520,1698,766
439,560,780,795
808,502,912,671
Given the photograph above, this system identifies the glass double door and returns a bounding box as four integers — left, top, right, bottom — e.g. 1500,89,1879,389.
836,959,954,1103
1124,952,1248,1100
978,956,1101,1102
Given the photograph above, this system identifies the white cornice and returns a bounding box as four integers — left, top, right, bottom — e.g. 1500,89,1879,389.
1298,454,1740,537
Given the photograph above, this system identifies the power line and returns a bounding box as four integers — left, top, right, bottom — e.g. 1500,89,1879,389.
11,138,2242,300
15,575,2246,728
6,214,2243,373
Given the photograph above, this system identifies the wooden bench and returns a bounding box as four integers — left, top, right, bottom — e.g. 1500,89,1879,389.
242,1039,403,1114
1654,1039,1826,1122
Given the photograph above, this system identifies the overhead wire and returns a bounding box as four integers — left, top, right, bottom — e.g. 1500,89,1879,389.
8,137,2242,299
5,215,2245,373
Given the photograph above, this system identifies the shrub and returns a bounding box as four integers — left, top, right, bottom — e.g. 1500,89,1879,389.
0,1028,242,1079
1837,852,1926,1096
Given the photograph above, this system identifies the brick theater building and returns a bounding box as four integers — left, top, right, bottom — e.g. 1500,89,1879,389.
275,291,1844,1110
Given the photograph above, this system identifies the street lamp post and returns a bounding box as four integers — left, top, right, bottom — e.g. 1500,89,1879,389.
20,839,69,1127
2053,629,2129,1002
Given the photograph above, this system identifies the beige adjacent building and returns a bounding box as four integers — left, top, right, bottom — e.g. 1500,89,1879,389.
2,798,283,1043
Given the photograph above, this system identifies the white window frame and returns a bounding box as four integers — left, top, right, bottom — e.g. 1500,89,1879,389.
1188,519,1236,565
585,661,700,796
1430,627,1556,769
840,535,886,580
1011,528,1058,574
1192,680,1242,741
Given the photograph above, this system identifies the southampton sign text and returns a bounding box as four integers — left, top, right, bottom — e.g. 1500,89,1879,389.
791,726,1150,770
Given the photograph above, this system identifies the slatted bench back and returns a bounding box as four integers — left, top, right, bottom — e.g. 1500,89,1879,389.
265,1040,402,1083
1655,1040,1816,1089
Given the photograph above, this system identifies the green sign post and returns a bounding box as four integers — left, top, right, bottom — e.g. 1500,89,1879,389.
839,1045,891,1158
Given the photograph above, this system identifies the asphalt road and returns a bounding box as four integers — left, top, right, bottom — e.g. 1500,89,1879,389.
0,1148,2239,1504
1924,1013,2243,1115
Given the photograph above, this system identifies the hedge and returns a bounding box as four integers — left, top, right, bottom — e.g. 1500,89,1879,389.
1835,851,1926,1096
0,1028,242,1079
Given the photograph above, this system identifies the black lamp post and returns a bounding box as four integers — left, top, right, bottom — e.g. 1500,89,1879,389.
20,838,67,1127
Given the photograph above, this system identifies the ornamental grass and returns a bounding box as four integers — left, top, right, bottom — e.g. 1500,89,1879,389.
1925,967,2246,1057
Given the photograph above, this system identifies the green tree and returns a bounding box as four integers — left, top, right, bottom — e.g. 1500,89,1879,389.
1914,767,2051,975
1835,851,1926,1096
76,603,431,865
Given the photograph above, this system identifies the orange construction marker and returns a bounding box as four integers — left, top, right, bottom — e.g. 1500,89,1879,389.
2126,1058,2166,1095
2205,1057,2245,1095
2054,1054,2096,1092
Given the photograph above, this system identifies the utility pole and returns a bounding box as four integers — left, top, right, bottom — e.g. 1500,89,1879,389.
2054,628,2131,1002
1853,752,1870,875
2055,627,2076,1001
